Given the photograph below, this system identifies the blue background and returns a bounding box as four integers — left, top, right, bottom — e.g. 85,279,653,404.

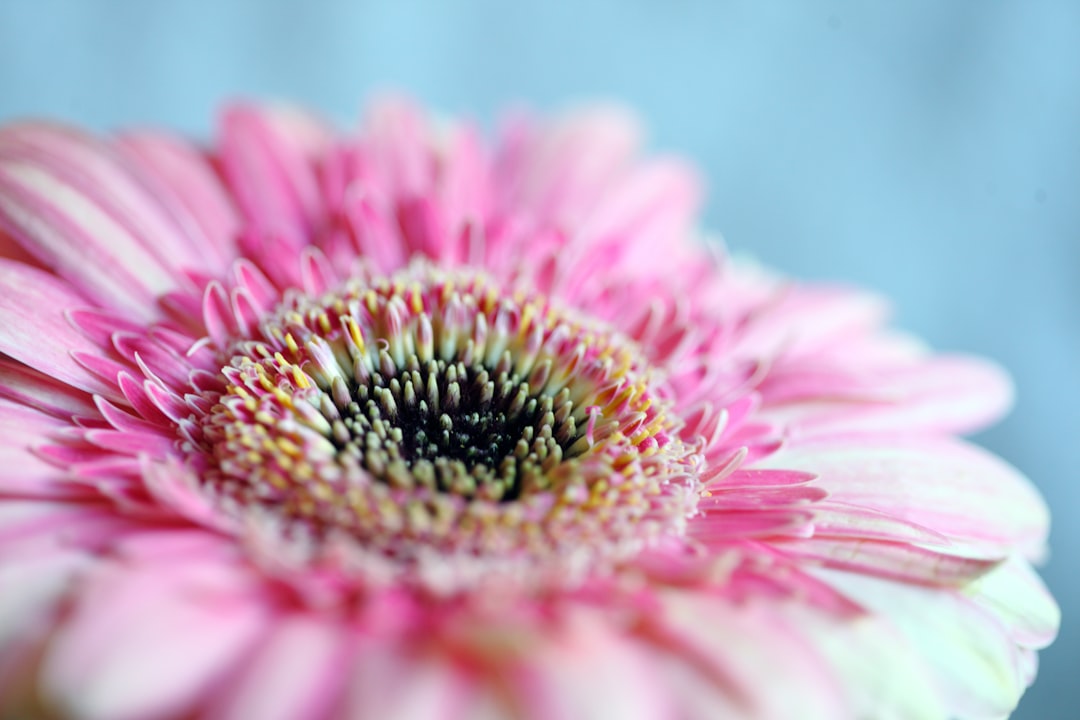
1,2,1076,717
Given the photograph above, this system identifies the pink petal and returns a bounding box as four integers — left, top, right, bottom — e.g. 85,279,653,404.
141,458,242,534
0,260,119,399
205,615,349,720
219,105,327,240
808,501,950,545
0,551,87,648
70,351,130,393
116,372,172,426
0,358,98,420
0,124,186,316
116,131,239,272
112,333,193,389
497,106,641,226
0,398,81,495
775,355,1015,438
777,536,998,586
298,246,338,297
343,642,472,720
0,499,112,551
576,157,700,275
690,509,816,542
93,396,168,435
231,259,280,311
83,428,175,458
0,225,44,266
66,307,147,348
758,436,1049,558
437,126,492,247
202,281,238,350
43,560,267,720
505,611,675,720
734,286,890,359
359,96,435,198
651,590,848,719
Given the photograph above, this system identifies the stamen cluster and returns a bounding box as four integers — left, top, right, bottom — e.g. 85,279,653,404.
191,264,703,566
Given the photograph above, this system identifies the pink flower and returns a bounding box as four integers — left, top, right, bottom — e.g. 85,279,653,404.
0,98,1058,720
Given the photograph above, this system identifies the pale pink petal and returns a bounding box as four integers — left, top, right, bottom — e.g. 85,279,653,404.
733,286,890,359
344,641,473,720
359,96,437,199
437,125,492,246
653,590,848,719
0,550,90,718
0,499,115,552
505,611,675,720
966,556,1060,650
819,568,1027,718
758,436,1049,558
769,356,1015,438
496,106,641,226
574,157,700,275
0,551,87,648
776,536,999,586
789,606,946,719
205,615,349,720
808,501,951,545
42,560,267,720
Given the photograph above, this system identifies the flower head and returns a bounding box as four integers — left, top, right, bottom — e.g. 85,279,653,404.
0,99,1058,719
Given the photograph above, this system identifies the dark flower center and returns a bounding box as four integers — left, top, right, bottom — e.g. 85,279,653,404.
332,355,579,502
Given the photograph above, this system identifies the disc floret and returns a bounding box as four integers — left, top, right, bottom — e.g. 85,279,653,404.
191,263,702,572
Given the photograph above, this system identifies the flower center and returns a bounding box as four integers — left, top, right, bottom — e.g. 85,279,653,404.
329,354,578,503
189,263,702,573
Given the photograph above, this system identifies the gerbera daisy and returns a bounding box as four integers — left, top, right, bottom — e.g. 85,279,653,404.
0,98,1058,719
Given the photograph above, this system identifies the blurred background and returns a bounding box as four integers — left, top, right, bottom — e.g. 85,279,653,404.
1,1,1076,716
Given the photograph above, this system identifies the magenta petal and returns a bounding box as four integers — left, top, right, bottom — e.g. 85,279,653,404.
115,372,173,426
202,281,238,351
